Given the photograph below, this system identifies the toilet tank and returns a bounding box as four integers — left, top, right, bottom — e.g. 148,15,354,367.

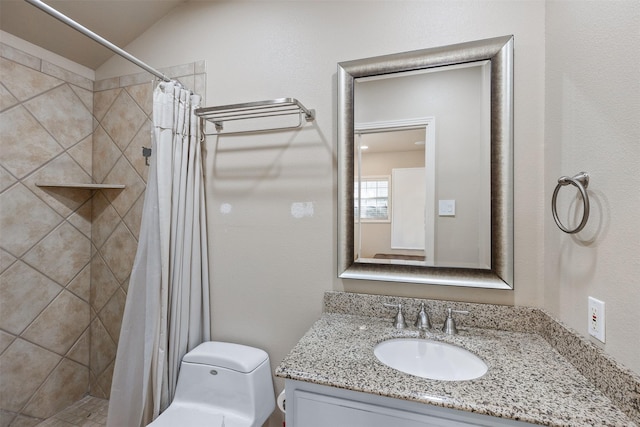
173,342,275,425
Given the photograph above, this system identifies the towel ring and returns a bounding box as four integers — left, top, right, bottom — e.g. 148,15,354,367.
552,172,590,234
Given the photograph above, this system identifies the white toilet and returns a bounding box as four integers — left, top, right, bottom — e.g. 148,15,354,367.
148,341,275,427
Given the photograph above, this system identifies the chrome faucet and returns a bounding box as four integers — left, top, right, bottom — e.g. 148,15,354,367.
442,308,469,335
414,303,432,330
383,303,408,329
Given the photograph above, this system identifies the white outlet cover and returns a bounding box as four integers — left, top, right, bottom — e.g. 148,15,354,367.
588,297,606,343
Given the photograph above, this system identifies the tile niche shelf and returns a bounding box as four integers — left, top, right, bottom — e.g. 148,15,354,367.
35,183,126,190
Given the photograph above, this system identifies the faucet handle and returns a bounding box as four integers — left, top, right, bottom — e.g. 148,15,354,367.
442,308,469,335
414,303,432,330
383,303,408,329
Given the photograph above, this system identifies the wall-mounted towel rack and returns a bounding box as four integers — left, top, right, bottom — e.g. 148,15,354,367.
195,98,315,136
551,171,590,234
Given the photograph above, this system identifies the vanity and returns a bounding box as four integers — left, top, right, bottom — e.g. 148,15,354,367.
275,292,639,426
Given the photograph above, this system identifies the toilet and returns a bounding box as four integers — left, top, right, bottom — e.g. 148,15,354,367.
148,341,275,427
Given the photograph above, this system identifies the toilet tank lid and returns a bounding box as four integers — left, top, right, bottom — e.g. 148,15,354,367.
183,341,269,373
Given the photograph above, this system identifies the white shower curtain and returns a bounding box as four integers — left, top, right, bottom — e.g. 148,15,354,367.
107,81,211,427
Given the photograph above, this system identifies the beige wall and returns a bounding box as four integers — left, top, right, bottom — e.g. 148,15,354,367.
544,1,640,375
98,6,546,425
3,1,637,426
90,1,637,425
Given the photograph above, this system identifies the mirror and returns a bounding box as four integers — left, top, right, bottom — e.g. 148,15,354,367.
338,35,514,289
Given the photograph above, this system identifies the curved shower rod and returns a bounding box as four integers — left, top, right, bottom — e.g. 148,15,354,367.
24,0,173,83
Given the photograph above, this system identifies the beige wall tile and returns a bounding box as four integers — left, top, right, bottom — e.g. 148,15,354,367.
69,85,93,113
194,73,206,100
22,290,89,355
0,184,63,256
103,157,145,217
0,248,17,275
66,329,90,367
0,106,63,179
23,154,93,218
67,264,91,303
4,414,40,427
67,135,93,177
0,261,61,335
89,319,116,377
0,58,61,102
91,125,121,183
0,338,60,412
98,288,126,345
95,361,115,400
91,192,120,250
22,358,89,419
41,61,92,91
194,60,206,75
0,166,17,193
101,91,146,151
93,77,119,92
177,75,194,94
67,199,92,239
25,84,93,149
125,82,153,116
89,254,119,313
123,193,144,241
0,409,15,426
159,63,194,79
0,43,40,71
93,88,120,122
0,83,18,112
118,71,154,88
99,222,136,284
124,120,151,183
0,330,15,354
23,222,90,286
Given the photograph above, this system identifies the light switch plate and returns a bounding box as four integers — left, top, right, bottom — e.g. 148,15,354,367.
588,297,605,343
439,200,456,216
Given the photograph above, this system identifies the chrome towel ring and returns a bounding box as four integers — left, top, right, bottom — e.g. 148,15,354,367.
552,172,590,234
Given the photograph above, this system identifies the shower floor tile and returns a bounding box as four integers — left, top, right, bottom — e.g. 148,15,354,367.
36,396,108,427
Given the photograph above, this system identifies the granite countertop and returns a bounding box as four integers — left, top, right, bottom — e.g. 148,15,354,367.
276,312,636,426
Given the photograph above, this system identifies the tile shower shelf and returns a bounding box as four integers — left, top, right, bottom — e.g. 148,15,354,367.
36,183,126,189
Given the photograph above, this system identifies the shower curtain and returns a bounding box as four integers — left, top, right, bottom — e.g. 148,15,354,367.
107,81,211,427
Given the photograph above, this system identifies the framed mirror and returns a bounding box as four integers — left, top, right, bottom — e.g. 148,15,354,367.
338,35,514,289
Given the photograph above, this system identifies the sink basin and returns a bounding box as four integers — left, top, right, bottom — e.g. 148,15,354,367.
374,338,488,381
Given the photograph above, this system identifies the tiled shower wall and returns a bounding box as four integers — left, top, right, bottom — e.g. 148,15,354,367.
0,40,205,426
0,43,96,426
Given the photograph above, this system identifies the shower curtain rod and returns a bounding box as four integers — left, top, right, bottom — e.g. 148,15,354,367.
24,0,172,82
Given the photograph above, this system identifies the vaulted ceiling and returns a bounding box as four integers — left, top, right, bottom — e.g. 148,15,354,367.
0,0,188,69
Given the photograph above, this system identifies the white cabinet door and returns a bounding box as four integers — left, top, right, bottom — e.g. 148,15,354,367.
294,390,483,427
286,380,536,427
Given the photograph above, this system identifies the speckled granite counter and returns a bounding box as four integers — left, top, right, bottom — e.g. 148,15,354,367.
275,292,640,426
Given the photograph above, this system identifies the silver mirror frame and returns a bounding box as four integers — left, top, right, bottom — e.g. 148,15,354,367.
337,35,514,289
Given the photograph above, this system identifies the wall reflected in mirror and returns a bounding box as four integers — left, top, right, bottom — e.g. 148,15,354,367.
354,61,491,270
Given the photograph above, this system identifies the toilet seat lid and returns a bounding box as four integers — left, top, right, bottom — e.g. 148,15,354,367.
183,341,268,373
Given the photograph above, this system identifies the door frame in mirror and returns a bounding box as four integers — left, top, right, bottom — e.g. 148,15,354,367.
337,35,514,289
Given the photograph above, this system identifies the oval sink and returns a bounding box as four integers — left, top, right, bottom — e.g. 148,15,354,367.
374,338,488,381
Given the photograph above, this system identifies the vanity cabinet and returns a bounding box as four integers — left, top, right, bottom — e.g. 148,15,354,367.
285,380,535,427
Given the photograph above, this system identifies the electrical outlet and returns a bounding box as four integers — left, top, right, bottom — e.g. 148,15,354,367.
588,297,605,343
